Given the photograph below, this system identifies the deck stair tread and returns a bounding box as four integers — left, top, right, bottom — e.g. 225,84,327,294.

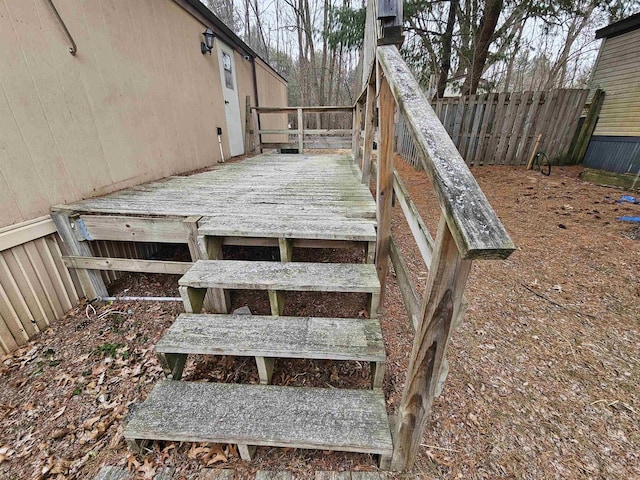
179,260,380,293
124,381,393,455
198,216,377,241
156,314,385,361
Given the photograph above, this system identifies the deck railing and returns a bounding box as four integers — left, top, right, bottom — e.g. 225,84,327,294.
354,42,515,470
252,106,354,153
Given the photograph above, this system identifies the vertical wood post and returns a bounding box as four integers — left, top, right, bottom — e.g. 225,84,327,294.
244,95,252,153
375,72,395,310
196,235,230,313
297,107,304,153
50,211,107,300
362,82,376,184
352,101,363,163
568,88,604,164
390,216,472,470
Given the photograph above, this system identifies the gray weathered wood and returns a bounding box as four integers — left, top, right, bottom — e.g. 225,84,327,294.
50,211,107,299
62,256,191,275
390,216,472,470
377,45,514,260
179,286,206,314
389,238,419,330
200,469,234,480
179,261,380,294
94,467,133,480
315,472,351,480
124,381,393,456
155,314,386,362
375,74,395,307
256,471,293,480
361,83,376,185
77,215,187,243
198,217,376,242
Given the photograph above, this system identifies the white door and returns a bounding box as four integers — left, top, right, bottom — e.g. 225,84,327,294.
216,40,244,157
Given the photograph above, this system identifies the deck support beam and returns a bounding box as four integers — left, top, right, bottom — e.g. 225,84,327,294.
50,211,107,300
197,235,230,313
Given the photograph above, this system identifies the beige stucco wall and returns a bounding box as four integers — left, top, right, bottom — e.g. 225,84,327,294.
591,29,640,136
0,0,285,229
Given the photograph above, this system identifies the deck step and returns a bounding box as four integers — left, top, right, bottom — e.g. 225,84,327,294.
124,381,392,464
155,314,386,386
179,260,381,317
179,260,380,293
198,215,377,242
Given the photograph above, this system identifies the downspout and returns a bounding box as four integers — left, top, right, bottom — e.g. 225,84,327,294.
45,0,77,55
251,56,263,151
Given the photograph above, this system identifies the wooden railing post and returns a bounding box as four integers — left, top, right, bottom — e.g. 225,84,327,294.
352,101,363,163
375,71,395,309
297,107,304,153
391,216,472,470
362,82,376,184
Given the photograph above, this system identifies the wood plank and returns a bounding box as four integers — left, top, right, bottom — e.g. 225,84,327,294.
156,314,386,362
78,215,188,243
94,466,133,480
199,469,234,480
179,261,380,294
389,238,419,330
62,256,191,275
198,217,376,242
375,74,395,306
362,83,376,185
392,172,434,267
255,106,353,114
124,381,393,456
315,472,351,480
377,46,515,260
50,211,107,299
391,216,472,470
256,472,292,480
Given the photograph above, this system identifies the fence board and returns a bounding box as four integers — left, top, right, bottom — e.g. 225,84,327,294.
395,89,589,168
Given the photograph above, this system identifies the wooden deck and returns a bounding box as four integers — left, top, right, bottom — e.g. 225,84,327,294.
52,153,377,299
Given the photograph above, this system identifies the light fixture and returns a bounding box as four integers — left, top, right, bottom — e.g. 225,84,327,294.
201,28,214,55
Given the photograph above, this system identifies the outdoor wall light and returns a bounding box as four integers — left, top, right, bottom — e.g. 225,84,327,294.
201,28,214,54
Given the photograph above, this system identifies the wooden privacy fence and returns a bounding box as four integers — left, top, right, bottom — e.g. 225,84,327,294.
396,89,589,168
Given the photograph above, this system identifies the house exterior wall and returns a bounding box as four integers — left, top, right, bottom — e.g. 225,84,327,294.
584,27,640,174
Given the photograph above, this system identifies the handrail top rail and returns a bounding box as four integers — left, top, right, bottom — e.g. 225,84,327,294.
253,106,353,113
377,45,515,260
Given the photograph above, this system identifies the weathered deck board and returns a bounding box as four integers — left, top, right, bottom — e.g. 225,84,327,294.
125,381,392,455
156,314,385,361
52,154,376,224
179,261,380,293
198,216,376,241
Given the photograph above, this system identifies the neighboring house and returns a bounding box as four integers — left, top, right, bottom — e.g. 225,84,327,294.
0,0,287,353
583,13,640,174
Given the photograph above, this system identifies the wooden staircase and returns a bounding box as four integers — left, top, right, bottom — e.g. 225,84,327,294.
124,239,393,467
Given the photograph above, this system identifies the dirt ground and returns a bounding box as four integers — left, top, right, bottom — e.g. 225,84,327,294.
0,159,638,479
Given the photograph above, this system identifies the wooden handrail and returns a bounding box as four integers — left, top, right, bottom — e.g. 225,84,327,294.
252,106,353,113
377,45,515,260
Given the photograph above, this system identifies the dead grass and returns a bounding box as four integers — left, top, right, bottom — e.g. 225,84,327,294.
0,159,638,479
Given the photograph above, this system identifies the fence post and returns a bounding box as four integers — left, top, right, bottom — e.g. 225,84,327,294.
391,216,472,470
375,71,395,310
568,89,604,164
297,107,304,153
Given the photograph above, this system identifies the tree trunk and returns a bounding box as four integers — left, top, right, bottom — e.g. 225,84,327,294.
437,0,459,98
461,0,503,95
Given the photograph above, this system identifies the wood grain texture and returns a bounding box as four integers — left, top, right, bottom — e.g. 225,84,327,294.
155,314,386,362
179,261,380,294
62,256,191,275
377,45,515,260
256,472,293,480
391,217,472,470
124,381,393,455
